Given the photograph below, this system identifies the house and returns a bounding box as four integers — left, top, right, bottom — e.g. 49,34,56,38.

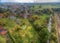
0,13,4,18
16,18,20,24
0,26,7,35
9,15,16,20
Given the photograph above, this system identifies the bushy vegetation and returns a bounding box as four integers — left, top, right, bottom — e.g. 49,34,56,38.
0,14,50,43
50,16,57,43
0,4,58,43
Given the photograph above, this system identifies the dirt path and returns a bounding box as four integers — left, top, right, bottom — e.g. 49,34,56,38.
55,13,60,43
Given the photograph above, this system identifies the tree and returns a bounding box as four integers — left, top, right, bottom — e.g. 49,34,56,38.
29,14,50,43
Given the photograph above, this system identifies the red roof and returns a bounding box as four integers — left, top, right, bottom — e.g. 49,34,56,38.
0,30,7,35
0,26,7,35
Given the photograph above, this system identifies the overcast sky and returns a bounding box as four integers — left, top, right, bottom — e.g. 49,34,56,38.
0,0,60,3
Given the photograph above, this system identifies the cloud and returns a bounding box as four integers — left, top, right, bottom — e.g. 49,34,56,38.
17,0,34,3
0,0,59,2
1,0,18,2
0,0,34,2
34,0,59,3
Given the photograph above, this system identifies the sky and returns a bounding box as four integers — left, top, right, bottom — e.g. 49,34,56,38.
0,0,60,3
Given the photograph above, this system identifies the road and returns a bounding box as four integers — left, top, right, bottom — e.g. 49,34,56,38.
47,14,52,43
55,13,60,43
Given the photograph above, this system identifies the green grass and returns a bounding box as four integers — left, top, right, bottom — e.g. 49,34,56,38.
0,36,6,43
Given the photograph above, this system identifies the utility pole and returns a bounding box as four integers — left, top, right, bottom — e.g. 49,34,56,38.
34,0,40,3
34,0,36,3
